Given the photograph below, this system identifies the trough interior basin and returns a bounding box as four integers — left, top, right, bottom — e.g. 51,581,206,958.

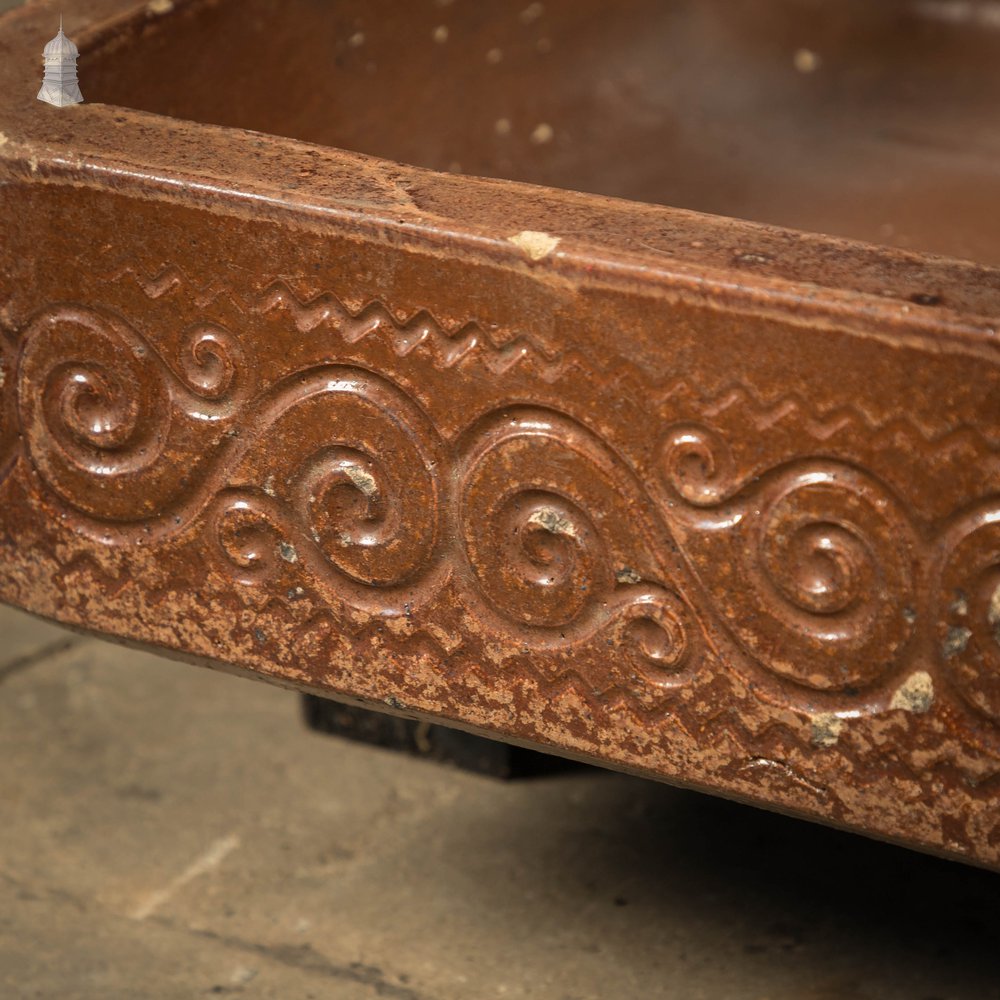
82,0,1000,265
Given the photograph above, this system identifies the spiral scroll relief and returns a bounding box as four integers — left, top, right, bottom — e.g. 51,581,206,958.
4,306,708,703
456,408,702,687
658,423,920,693
203,366,451,617
4,303,1000,727
935,506,1000,726
16,306,250,525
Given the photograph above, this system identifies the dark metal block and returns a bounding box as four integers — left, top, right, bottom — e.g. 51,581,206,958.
301,695,576,779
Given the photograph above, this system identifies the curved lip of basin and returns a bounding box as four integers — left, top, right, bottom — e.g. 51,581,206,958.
2,0,1000,361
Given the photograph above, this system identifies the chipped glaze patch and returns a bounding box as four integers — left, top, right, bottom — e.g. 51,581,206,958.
890,671,935,714
507,230,561,261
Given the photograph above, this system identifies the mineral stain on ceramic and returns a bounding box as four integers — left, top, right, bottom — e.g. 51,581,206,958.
810,712,845,748
890,672,935,714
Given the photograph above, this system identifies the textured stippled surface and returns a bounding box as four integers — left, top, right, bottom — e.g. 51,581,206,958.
2,605,1000,1000
1,0,1000,869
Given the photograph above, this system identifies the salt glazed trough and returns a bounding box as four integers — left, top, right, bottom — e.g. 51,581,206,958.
2,0,1000,869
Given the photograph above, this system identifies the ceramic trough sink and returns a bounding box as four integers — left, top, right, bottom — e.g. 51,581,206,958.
2,0,1000,869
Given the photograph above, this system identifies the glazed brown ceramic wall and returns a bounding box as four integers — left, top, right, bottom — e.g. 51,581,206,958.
78,0,1000,264
2,0,1000,869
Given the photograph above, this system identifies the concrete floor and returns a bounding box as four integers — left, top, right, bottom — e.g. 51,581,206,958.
1,604,999,1000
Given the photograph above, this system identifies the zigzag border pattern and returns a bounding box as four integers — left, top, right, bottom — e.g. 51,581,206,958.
97,263,1000,459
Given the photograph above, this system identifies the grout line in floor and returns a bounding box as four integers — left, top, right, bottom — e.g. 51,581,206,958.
0,637,82,684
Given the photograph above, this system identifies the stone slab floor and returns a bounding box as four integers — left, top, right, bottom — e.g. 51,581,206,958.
1,604,999,1000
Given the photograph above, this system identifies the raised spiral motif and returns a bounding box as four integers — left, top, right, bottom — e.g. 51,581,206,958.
295,448,396,565
935,506,1000,725
211,494,283,586
659,423,738,507
175,324,244,406
457,407,704,674
465,488,606,629
763,520,864,616
17,307,247,522
614,589,697,689
658,424,917,691
16,267,1000,752
207,367,447,615
751,475,898,644
10,302,708,695
30,316,168,476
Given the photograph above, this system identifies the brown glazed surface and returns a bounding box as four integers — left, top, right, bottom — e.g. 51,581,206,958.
2,0,1000,868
